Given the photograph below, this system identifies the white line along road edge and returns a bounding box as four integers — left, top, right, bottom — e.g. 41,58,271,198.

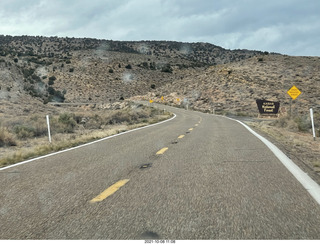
232,118,320,205
0,113,176,171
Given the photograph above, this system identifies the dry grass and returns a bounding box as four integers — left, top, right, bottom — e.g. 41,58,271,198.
0,103,172,168
0,126,17,147
246,117,320,173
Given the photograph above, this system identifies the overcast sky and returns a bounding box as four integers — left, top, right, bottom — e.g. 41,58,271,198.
0,0,319,56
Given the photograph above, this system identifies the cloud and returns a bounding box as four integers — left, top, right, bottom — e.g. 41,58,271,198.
0,0,320,56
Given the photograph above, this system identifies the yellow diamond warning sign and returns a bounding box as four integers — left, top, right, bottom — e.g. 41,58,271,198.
287,85,301,100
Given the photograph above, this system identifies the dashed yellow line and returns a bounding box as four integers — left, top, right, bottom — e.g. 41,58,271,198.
90,179,129,203
156,147,168,155
90,118,204,204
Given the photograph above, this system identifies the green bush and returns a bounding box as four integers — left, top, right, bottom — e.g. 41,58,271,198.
22,68,35,78
13,125,35,139
48,86,55,95
48,76,56,85
57,113,77,133
161,64,173,73
47,87,65,102
294,116,310,132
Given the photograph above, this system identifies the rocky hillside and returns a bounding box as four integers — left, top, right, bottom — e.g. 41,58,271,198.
149,54,320,116
0,35,264,103
0,35,319,117
0,35,265,64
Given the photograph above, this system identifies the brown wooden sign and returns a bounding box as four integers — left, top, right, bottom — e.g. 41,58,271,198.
256,99,280,114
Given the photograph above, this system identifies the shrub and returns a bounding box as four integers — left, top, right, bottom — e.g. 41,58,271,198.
295,116,310,132
47,87,65,102
52,90,65,102
273,115,311,132
0,127,16,147
76,114,104,129
49,76,56,83
161,64,173,73
31,74,42,83
13,125,35,139
57,113,77,133
108,110,131,124
48,86,55,95
150,62,156,70
22,68,35,78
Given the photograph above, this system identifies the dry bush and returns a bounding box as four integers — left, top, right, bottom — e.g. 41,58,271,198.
272,115,313,133
51,113,77,133
0,103,173,168
0,126,17,147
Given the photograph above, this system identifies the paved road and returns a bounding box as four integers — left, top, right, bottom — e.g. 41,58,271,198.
1,104,320,240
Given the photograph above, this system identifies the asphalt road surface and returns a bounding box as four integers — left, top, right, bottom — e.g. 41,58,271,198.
1,104,320,240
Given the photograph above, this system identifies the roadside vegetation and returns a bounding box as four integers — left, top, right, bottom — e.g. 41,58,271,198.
0,103,172,168
245,113,320,175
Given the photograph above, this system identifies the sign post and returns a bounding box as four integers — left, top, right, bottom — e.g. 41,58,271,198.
287,85,301,117
46,115,52,143
310,108,316,141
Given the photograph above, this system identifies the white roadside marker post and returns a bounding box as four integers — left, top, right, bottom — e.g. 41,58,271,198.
310,108,316,141
46,115,52,143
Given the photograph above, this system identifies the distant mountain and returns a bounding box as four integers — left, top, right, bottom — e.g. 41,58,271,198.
1,35,319,117
0,35,266,65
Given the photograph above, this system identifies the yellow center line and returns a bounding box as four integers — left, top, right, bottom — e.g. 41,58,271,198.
188,128,193,131
156,147,168,155
195,124,199,126
90,179,129,203
178,135,185,139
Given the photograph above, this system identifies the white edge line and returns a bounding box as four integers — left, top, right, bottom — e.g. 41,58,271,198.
223,116,320,205
0,113,177,171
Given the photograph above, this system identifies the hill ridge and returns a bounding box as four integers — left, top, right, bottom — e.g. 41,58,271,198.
0,35,319,117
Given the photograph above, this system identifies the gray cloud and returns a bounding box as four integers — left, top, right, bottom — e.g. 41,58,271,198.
0,0,319,56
